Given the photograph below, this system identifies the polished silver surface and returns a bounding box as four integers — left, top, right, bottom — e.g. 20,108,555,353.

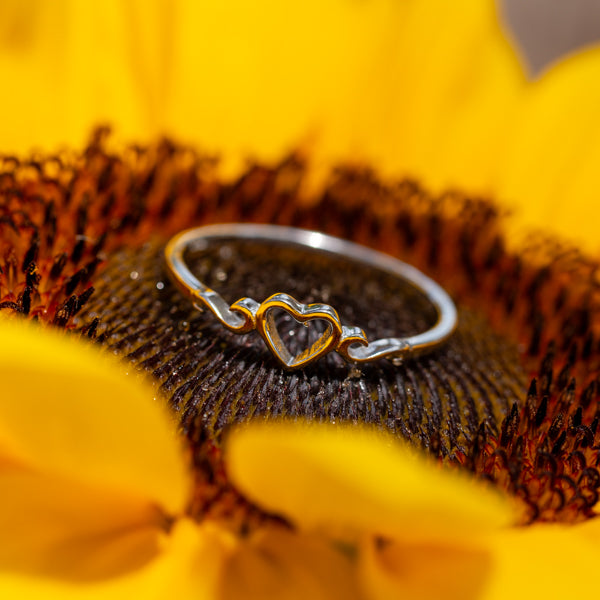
164,223,457,369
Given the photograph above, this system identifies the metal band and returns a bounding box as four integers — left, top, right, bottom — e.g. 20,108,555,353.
164,224,457,370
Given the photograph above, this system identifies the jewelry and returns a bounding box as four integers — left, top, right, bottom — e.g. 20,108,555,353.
164,224,457,370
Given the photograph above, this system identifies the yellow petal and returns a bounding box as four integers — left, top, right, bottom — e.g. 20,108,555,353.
0,467,163,581
0,519,235,600
481,518,600,600
0,0,164,153
359,536,491,600
162,0,525,191
0,319,190,516
222,527,362,600
498,45,600,253
226,422,514,545
324,0,524,193
0,0,524,196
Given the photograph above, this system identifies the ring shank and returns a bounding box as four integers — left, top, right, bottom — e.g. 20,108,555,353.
164,224,457,365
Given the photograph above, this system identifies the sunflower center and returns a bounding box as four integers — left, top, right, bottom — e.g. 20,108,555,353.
2,132,600,524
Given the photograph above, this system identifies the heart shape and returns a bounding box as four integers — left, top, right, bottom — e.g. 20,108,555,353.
255,293,343,369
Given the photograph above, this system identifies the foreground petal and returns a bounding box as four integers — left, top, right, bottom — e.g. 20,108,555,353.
0,319,190,516
0,520,234,600
482,518,600,600
226,423,514,544
222,527,362,600
359,536,491,600
0,467,164,581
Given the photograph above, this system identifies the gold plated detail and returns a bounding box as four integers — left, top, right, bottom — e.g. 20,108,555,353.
255,293,343,369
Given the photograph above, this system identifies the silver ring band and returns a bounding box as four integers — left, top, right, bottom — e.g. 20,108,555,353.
164,224,457,370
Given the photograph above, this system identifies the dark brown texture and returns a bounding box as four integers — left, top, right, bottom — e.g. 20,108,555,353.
81,239,524,459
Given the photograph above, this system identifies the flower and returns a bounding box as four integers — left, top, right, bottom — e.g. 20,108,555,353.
1,0,600,597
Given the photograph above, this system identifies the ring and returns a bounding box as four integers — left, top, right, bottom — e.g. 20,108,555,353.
164,224,457,370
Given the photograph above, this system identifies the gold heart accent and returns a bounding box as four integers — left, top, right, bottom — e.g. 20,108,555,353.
255,293,343,369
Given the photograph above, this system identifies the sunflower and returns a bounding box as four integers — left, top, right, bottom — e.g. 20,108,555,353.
1,0,600,598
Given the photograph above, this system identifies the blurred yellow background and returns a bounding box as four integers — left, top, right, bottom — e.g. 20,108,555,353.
1,0,599,251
